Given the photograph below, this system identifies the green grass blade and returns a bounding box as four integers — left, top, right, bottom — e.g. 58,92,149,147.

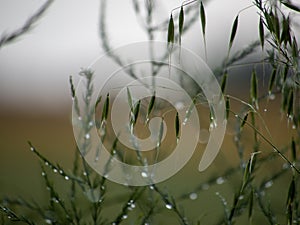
200,2,206,36
229,16,239,52
259,16,264,49
179,6,184,46
167,14,174,46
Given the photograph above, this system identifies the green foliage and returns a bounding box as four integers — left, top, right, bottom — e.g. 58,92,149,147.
1,0,300,224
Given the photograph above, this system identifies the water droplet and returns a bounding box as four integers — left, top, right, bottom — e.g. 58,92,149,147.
52,198,59,203
41,172,46,176
238,195,244,200
78,116,82,121
216,177,225,185
30,147,34,151
282,163,289,169
234,136,239,142
201,183,210,190
45,219,52,224
88,121,93,127
263,108,267,112
85,133,91,140
189,192,198,200
292,125,296,129
45,161,49,166
122,214,128,219
264,180,273,188
268,94,275,100
64,176,69,181
53,168,58,173
141,172,148,178
149,185,154,190
165,204,173,209
175,102,185,110
83,172,87,176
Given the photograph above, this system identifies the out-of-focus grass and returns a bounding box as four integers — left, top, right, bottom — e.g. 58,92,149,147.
0,112,74,200
0,93,297,224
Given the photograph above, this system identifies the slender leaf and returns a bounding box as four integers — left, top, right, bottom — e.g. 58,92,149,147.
183,98,196,125
102,93,110,121
281,1,300,12
259,16,264,49
167,14,174,45
157,117,164,147
200,2,206,36
283,64,289,83
268,68,277,94
133,100,141,125
250,69,258,108
175,112,180,142
127,87,133,111
248,188,254,220
287,89,293,117
95,95,102,109
286,178,295,205
179,6,184,46
226,97,230,119
281,16,291,46
146,92,156,122
221,72,228,93
292,36,299,62
291,138,296,162
241,113,248,128
273,13,280,42
229,16,239,51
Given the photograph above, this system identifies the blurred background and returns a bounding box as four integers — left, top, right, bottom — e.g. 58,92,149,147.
0,0,298,222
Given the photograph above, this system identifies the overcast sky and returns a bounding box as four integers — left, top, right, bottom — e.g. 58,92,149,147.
0,0,260,115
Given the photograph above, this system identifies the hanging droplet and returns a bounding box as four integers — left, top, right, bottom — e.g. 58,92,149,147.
85,133,91,140
122,214,128,219
45,219,52,224
165,203,173,209
141,172,148,178
201,183,210,190
264,180,273,188
64,176,70,181
268,94,275,100
53,168,58,173
189,192,198,200
216,177,225,185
